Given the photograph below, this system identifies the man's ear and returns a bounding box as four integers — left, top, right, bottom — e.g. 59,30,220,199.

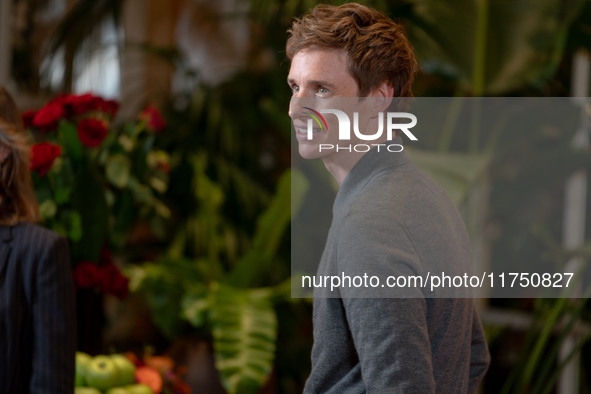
369,81,394,114
376,81,394,98
0,144,11,163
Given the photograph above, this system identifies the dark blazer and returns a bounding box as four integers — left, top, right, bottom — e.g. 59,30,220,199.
0,222,75,393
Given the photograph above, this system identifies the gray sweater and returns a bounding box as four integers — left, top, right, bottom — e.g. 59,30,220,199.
303,143,490,393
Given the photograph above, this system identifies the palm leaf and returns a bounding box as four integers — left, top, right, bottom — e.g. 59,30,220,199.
210,284,277,394
407,0,585,94
42,0,125,91
228,169,308,287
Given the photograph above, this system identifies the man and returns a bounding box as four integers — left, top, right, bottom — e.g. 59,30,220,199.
287,3,490,393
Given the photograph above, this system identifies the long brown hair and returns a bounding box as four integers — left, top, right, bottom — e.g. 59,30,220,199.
0,86,39,225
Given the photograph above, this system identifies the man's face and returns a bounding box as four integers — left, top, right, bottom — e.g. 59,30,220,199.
287,48,359,159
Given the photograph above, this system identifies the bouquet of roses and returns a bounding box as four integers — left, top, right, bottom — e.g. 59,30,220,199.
23,93,171,296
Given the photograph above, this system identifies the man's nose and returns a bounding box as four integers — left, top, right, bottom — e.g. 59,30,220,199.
288,99,295,119
289,96,317,119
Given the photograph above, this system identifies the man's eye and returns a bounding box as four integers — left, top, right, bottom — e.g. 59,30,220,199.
318,87,329,94
291,85,300,94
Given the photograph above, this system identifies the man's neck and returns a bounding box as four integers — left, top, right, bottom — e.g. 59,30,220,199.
322,150,368,185
321,135,394,185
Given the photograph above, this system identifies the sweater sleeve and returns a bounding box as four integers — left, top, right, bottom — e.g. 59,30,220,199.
30,234,76,394
337,214,436,393
468,310,491,392
342,297,436,393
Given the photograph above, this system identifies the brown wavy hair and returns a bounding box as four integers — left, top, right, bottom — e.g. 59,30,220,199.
286,3,418,97
0,86,39,225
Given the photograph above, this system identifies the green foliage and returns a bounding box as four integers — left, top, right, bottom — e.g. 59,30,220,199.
211,285,277,394
500,294,591,394
229,169,308,287
70,159,109,261
58,121,83,161
129,168,305,393
406,0,586,94
175,281,285,393
127,262,188,339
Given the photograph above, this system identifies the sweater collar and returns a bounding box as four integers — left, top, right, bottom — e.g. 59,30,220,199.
334,137,409,210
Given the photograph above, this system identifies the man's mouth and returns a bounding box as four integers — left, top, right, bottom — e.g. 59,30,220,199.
292,119,323,139
297,127,321,134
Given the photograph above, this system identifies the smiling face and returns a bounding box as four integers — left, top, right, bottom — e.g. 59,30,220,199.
288,47,396,183
288,48,359,160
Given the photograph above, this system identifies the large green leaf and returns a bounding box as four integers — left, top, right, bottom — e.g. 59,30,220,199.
181,284,211,328
209,284,277,394
407,0,585,94
125,258,201,339
136,268,185,339
251,169,307,257
228,169,309,287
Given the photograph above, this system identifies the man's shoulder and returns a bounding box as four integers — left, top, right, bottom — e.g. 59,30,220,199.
352,159,458,221
340,159,473,277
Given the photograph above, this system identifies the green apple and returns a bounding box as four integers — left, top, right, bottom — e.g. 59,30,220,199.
126,384,154,394
111,354,136,385
75,352,92,387
75,388,102,394
86,355,120,390
105,388,131,394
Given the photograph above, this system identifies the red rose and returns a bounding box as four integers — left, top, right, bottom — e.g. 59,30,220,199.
63,94,119,119
72,261,101,289
98,262,129,299
32,97,66,131
98,262,118,293
94,98,119,118
21,110,37,128
64,93,97,116
77,118,108,147
30,142,62,176
139,105,166,133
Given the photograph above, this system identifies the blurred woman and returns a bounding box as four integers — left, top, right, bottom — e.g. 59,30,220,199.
0,86,76,393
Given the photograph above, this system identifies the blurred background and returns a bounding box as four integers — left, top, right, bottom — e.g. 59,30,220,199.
1,0,591,393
